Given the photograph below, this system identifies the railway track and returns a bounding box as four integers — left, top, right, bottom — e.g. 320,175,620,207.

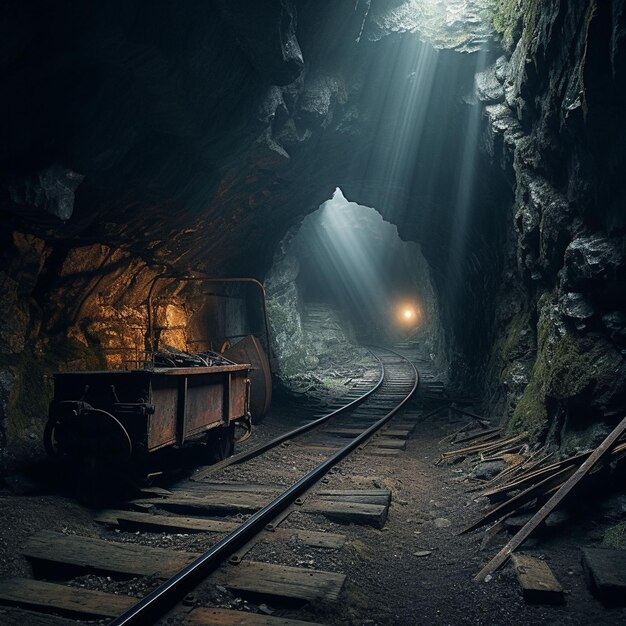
0,347,422,626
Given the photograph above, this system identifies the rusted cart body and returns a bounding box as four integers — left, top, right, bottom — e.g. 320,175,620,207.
48,363,250,464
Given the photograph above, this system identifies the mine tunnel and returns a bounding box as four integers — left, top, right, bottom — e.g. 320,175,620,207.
1,1,626,625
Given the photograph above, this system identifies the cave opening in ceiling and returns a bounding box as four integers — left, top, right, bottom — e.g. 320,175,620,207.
265,187,442,390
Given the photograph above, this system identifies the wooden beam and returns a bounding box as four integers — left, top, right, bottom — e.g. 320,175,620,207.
94,510,345,548
0,578,137,618
214,561,345,602
304,499,388,528
474,415,626,582
23,531,198,578
185,607,323,625
460,465,575,534
0,607,78,626
511,555,563,604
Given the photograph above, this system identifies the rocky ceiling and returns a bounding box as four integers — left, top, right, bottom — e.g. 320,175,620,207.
1,0,502,273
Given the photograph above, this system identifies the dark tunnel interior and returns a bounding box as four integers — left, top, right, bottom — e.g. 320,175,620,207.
1,1,626,624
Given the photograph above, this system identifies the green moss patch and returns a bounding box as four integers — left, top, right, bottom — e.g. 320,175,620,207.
509,293,618,442
603,522,626,550
489,0,540,50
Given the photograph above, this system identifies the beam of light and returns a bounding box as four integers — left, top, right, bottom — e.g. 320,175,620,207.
294,188,427,334
447,47,489,281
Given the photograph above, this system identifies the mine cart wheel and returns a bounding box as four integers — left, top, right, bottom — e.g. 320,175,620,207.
43,418,62,459
206,424,235,463
78,408,133,463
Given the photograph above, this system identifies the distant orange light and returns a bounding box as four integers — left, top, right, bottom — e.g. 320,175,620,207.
396,303,421,326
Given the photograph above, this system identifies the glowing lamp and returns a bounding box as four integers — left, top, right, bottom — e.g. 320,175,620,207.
403,309,414,319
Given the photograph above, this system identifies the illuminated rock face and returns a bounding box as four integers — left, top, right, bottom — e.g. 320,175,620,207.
0,1,625,463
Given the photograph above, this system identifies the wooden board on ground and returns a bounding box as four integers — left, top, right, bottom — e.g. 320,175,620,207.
216,560,345,602
315,494,390,505
0,577,137,618
23,530,198,578
183,482,283,495
365,448,400,457
294,445,341,455
324,427,410,438
304,499,388,528
511,555,563,604
94,509,240,533
135,491,271,515
186,607,323,625
274,528,345,549
474,415,626,582
370,438,406,450
581,547,626,605
95,510,345,548
315,488,391,501
0,607,78,626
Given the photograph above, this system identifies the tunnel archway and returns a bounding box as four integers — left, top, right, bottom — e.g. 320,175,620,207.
265,187,443,391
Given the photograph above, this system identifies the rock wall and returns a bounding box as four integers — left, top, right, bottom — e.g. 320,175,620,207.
482,0,626,448
265,231,370,388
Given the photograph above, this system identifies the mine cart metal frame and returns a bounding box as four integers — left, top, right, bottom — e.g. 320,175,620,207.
43,274,274,472
46,363,251,467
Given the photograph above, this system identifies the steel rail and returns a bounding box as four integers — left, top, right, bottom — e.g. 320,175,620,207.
109,348,418,626
192,349,385,480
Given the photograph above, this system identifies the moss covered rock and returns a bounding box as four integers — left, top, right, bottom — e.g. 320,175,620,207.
509,291,626,441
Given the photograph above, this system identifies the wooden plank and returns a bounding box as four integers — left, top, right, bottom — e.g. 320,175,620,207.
482,442,626,499
511,555,563,604
23,530,198,578
365,448,400,457
0,577,137,618
276,529,345,549
0,607,78,626
369,438,406,450
185,482,283,495
461,465,576,535
481,452,589,498
324,427,410,438
581,547,626,605
474,415,626,582
94,510,345,548
186,607,323,625
381,428,412,438
294,445,341,454
94,510,241,533
217,561,345,602
441,434,526,459
314,491,390,505
314,494,389,505
135,491,270,515
304,499,388,528
315,488,391,499
139,486,173,496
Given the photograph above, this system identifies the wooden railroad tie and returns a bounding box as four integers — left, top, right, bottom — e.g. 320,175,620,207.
20,531,345,603
131,483,391,527
94,510,346,549
0,580,326,624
